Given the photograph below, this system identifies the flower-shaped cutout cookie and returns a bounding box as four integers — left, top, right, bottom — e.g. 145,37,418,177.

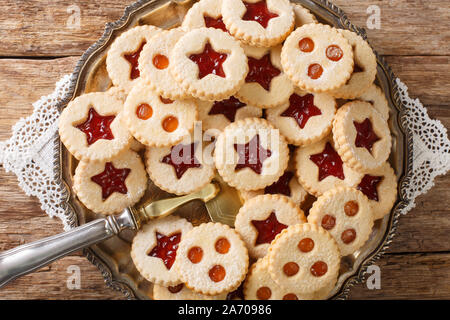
153,283,227,300
170,28,248,101
222,0,294,47
308,187,374,256
235,194,306,259
173,222,249,295
182,0,228,33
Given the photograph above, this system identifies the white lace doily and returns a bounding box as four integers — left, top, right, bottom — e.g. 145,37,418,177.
0,75,449,231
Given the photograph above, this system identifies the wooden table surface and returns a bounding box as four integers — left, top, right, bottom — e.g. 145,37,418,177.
0,0,449,300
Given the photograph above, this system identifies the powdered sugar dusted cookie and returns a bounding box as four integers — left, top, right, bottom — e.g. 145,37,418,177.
267,223,340,294
235,194,306,259
73,149,147,215
292,3,317,27
214,118,289,191
236,44,293,109
170,27,248,101
182,0,229,33
153,283,227,300
358,84,390,121
333,101,391,172
308,187,374,256
173,222,249,295
122,82,197,147
266,89,336,146
106,25,161,93
131,216,193,286
222,0,294,47
281,24,353,93
59,92,132,162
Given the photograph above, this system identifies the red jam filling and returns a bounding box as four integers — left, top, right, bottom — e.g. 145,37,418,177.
353,118,380,154
148,232,182,270
251,212,288,245
204,15,228,32
310,261,328,277
245,53,281,91
264,171,294,196
242,0,279,28
357,174,383,201
234,134,272,175
281,93,322,129
124,41,146,80
208,96,246,122
309,142,345,181
161,142,202,179
91,162,131,201
76,108,115,145
189,43,228,79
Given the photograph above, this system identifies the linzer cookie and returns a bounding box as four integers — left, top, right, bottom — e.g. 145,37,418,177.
308,187,374,256
106,86,127,102
292,3,317,27
173,222,249,295
355,162,397,220
182,0,229,33
73,149,147,215
235,194,306,259
281,24,354,93
122,82,197,147
329,30,377,99
138,28,190,100
222,0,294,47
197,96,262,132
267,223,340,294
266,89,336,146
295,136,363,196
214,118,289,191
236,44,294,109
145,135,215,195
358,84,390,120
153,283,227,300
131,216,193,286
106,25,161,93
333,101,391,172
170,27,248,101
59,92,132,162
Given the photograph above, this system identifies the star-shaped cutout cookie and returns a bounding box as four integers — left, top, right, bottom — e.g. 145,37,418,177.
251,212,288,245
91,162,131,200
161,142,202,179
309,142,345,181
281,93,322,129
148,232,182,270
353,118,380,154
189,42,228,79
76,107,115,145
208,96,246,122
242,0,279,28
245,53,281,91
264,171,294,196
234,134,272,175
123,41,146,80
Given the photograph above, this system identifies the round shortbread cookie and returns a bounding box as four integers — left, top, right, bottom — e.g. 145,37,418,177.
131,216,193,286
214,118,290,191
153,283,227,300
182,0,229,33
266,89,336,146
73,149,147,215
281,24,354,93
173,222,249,296
295,135,363,197
59,92,132,162
122,82,197,147
308,187,374,256
236,44,294,109
235,194,306,259
358,84,390,121
222,0,294,47
267,223,340,294
329,30,377,99
355,162,397,220
333,101,391,172
106,25,161,93
170,27,248,101
292,3,317,27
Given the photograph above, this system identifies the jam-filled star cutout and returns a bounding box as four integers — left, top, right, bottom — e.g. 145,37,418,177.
148,232,182,270
357,174,383,201
208,96,246,122
161,142,202,179
309,142,345,181
353,118,380,154
76,108,115,146
189,42,228,79
204,15,228,32
242,0,279,28
281,93,322,129
245,53,281,91
251,212,288,245
234,134,272,175
123,41,146,80
264,171,294,196
91,162,131,201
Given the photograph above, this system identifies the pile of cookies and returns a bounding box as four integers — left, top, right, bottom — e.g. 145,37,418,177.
58,0,398,300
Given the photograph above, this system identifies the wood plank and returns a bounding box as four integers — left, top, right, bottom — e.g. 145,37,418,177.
0,0,448,57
